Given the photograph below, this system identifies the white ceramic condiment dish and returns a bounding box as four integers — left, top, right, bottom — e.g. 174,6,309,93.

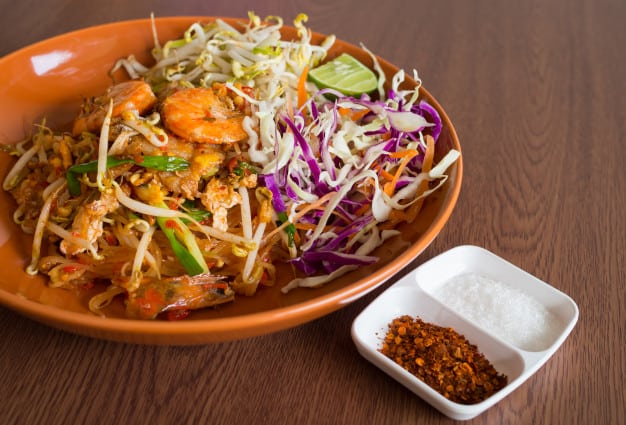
351,245,579,420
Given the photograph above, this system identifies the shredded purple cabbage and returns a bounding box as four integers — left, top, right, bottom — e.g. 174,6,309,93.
258,87,451,282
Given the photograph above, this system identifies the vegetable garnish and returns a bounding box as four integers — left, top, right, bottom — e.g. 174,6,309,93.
152,199,209,276
156,216,208,276
2,12,460,320
308,53,378,96
67,155,190,196
276,211,296,247
297,65,310,109
230,160,257,179
180,200,212,224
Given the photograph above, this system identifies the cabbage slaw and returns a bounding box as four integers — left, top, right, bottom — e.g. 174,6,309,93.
109,13,460,293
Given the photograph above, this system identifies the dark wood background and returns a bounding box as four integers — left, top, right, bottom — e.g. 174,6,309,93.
1,1,624,424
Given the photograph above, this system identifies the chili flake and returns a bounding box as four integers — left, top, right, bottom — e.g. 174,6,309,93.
380,315,507,404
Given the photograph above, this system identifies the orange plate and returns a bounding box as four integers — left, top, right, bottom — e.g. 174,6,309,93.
0,17,462,345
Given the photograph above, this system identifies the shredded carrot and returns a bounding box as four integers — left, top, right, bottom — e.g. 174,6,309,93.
303,201,352,224
353,203,371,217
350,109,370,121
389,149,419,159
373,162,395,181
422,135,435,174
338,107,370,122
405,135,436,222
294,222,318,231
294,222,335,233
294,205,351,228
262,192,335,244
379,209,409,229
384,149,419,196
297,66,309,109
338,107,351,116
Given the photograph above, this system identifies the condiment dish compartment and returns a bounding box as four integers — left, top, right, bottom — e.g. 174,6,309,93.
351,245,579,420
414,245,578,351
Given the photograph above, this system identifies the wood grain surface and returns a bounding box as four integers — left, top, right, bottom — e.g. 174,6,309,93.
1,0,624,424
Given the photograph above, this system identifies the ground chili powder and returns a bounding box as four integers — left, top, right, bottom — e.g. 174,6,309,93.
380,315,508,404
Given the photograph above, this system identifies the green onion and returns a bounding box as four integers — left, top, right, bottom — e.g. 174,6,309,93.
156,216,207,276
153,200,209,276
232,160,257,178
277,211,296,247
180,200,212,224
66,155,190,196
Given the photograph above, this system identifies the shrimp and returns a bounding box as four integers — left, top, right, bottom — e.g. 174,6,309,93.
125,274,234,320
72,80,157,136
160,85,250,144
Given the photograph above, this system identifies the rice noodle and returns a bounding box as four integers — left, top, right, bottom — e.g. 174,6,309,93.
88,285,126,315
129,225,156,291
26,183,66,275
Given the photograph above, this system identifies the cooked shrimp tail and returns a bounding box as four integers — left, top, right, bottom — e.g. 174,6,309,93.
72,80,157,135
125,274,234,319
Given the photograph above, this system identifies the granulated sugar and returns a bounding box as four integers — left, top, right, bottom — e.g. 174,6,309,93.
431,273,563,351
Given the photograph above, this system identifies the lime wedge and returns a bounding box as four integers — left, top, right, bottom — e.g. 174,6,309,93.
308,53,378,96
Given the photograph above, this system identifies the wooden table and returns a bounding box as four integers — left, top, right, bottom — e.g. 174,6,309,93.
0,1,623,424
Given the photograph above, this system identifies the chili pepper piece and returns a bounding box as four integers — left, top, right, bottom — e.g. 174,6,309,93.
380,315,507,405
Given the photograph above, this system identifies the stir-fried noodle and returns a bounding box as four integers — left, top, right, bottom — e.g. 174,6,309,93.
2,13,459,319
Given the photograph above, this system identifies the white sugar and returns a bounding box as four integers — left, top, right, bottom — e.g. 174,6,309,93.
431,273,563,351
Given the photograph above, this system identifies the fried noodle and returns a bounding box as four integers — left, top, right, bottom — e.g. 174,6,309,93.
1,13,459,320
